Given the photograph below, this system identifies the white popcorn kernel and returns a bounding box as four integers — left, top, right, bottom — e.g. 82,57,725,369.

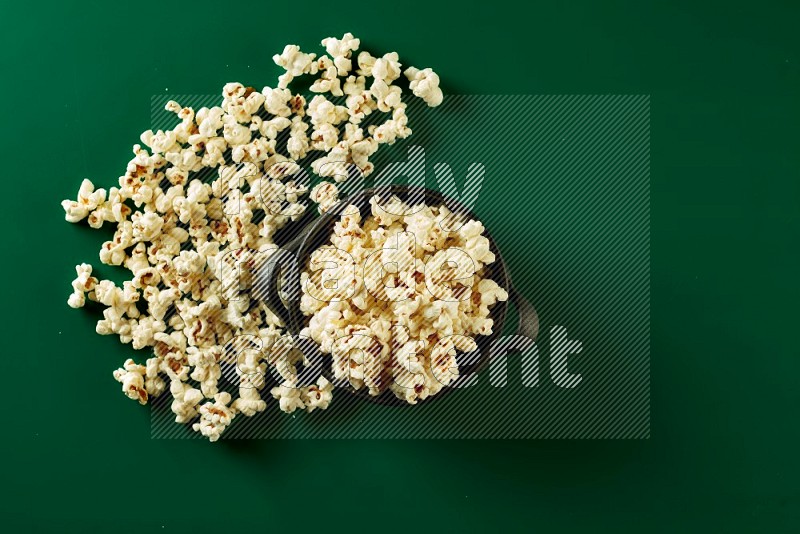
260,116,292,140
113,359,149,405
272,45,317,88
343,75,366,96
192,392,235,442
370,79,403,112
187,346,222,397
262,87,293,117
372,107,412,144
232,380,268,417
67,291,85,308
140,129,179,154
79,179,106,209
61,200,89,223
165,100,182,114
223,119,251,146
131,316,165,350
223,82,246,100
62,178,106,222
99,243,125,267
372,52,402,82
357,51,377,76
309,181,340,213
309,55,344,96
405,67,444,107
270,381,307,413
144,357,166,398
287,116,311,160
321,32,360,76
196,106,225,138
131,211,164,242
475,279,509,309
72,263,98,292
68,263,99,308
310,123,340,151
303,377,333,412
307,95,348,126
170,379,203,423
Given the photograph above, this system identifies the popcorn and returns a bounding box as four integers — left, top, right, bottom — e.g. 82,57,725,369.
196,106,225,138
270,381,307,413
321,32,360,76
303,377,334,412
232,379,267,417
260,116,292,140
67,292,86,309
262,87,293,117
61,179,106,223
131,211,164,242
405,67,444,107
371,107,411,144
63,33,448,440
145,356,167,397
370,79,403,112
309,181,340,213
222,119,251,146
307,95,348,126
309,56,344,97
356,51,377,76
272,45,317,89
67,263,98,308
131,316,166,350
192,392,235,442
62,199,90,223
113,359,148,405
310,123,339,152
372,52,402,83
170,379,203,423
301,196,507,404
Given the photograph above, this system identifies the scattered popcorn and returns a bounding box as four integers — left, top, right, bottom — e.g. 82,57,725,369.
63,33,447,441
300,196,508,404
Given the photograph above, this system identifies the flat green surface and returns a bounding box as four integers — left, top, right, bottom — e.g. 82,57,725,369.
2,0,798,532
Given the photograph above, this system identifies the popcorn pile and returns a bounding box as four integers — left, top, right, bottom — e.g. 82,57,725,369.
300,196,509,404
61,34,442,441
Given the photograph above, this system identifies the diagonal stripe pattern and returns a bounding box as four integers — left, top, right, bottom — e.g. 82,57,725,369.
147,94,650,439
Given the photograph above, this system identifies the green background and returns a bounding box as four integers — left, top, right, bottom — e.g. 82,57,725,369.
2,0,798,531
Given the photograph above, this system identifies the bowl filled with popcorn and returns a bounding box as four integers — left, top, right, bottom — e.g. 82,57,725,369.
252,184,539,406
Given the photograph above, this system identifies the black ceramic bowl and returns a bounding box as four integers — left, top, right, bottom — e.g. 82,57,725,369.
254,184,538,406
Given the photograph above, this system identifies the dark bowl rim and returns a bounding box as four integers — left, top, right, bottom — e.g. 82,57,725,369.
290,184,512,407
